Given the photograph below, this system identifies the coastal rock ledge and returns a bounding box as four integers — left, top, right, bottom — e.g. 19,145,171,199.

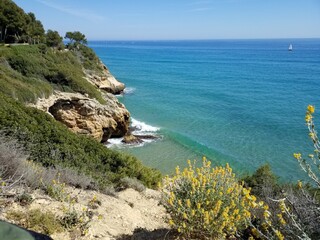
84,62,125,94
29,91,130,142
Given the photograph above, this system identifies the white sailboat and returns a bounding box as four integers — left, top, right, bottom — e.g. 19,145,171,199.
288,44,293,51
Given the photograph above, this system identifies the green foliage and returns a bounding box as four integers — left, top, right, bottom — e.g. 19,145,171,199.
0,45,104,103
45,29,63,48
15,193,33,206
6,209,63,235
65,31,88,46
0,93,162,189
0,0,45,43
45,178,68,202
242,164,280,197
78,44,103,71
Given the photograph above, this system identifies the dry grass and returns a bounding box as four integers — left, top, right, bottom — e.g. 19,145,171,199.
0,135,29,193
117,177,146,193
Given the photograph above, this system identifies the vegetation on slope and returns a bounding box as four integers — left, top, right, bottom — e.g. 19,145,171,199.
0,44,104,103
0,93,161,188
0,0,163,192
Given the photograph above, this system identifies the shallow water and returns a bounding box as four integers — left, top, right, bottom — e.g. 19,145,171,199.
91,39,320,180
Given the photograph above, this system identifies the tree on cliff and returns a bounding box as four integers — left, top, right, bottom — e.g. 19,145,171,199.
0,0,27,43
45,30,64,49
25,13,45,44
0,0,45,44
65,31,87,48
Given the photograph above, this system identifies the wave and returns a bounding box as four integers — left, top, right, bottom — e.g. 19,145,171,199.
131,118,160,134
106,118,160,148
124,87,136,95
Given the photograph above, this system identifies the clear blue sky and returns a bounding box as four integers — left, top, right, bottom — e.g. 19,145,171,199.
14,0,320,40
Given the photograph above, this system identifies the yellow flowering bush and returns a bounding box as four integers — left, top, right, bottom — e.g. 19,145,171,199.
161,158,263,239
45,175,68,202
294,105,320,188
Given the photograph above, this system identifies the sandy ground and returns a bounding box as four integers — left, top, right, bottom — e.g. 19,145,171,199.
0,187,171,240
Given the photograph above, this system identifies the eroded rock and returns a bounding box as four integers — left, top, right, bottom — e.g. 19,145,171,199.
29,91,130,142
84,62,125,94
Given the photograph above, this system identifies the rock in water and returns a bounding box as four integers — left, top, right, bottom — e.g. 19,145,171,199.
122,134,143,144
29,91,130,142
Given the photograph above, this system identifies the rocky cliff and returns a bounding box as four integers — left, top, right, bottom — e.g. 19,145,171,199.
29,91,130,142
84,61,125,95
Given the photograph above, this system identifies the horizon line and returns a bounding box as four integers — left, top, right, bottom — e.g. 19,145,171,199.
87,37,320,42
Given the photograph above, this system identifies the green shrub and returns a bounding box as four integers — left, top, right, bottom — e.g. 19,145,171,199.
0,45,105,103
242,164,280,197
15,193,33,206
0,93,161,189
6,209,63,235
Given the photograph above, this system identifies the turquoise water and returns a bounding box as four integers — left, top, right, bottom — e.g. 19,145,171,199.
90,39,320,180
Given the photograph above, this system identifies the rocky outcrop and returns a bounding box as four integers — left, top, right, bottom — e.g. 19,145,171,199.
29,91,130,142
84,62,125,94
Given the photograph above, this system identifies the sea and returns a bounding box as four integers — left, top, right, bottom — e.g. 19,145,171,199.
90,39,320,181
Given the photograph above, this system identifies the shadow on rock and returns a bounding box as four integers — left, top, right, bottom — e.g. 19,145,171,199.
116,228,178,240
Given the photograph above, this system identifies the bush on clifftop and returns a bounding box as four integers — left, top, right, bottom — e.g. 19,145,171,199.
0,45,105,103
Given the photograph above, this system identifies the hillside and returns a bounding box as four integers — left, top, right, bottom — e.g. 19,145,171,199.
0,0,162,190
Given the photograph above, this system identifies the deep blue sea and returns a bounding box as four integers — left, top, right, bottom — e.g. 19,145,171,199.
90,39,320,181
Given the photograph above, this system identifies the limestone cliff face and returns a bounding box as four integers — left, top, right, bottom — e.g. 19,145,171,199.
84,62,125,94
29,91,130,142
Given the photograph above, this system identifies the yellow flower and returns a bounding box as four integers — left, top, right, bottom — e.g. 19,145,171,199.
297,180,303,189
309,132,315,138
279,201,286,213
251,228,260,237
307,105,315,114
175,166,180,175
169,219,175,226
263,210,270,219
277,213,286,225
183,212,188,219
293,153,301,159
305,114,312,122
275,230,284,240
186,199,191,208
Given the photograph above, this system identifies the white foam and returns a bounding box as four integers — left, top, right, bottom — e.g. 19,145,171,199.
131,118,160,134
106,137,124,147
123,87,136,95
105,119,160,149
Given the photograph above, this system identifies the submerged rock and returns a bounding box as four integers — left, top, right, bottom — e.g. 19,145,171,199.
29,91,130,142
122,134,161,145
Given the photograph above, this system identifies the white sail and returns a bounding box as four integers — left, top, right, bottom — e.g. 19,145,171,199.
288,44,293,51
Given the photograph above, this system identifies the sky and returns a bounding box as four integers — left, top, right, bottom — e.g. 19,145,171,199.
13,0,320,40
